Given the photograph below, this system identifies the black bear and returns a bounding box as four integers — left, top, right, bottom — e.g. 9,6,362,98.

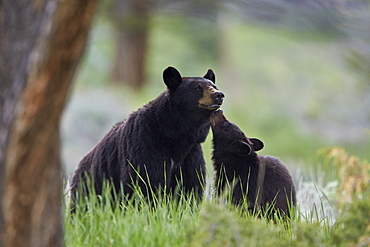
70,67,224,209
211,110,296,218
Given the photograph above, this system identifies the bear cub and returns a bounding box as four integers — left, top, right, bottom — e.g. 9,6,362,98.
211,110,296,218
70,67,224,211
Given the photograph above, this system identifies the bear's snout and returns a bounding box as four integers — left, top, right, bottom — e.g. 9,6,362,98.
212,91,225,105
210,109,226,127
198,87,225,110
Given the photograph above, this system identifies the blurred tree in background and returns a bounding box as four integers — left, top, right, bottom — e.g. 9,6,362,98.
108,0,152,89
105,0,219,90
93,0,370,90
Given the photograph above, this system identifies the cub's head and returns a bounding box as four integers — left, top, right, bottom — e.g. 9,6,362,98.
211,110,264,157
163,67,224,112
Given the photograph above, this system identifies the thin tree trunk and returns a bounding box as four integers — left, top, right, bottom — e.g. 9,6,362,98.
0,0,98,246
111,0,150,90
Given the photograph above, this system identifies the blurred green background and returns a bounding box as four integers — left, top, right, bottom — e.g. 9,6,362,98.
62,0,370,186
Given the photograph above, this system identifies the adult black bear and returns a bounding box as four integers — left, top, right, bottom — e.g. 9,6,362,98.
211,110,296,218
70,67,224,210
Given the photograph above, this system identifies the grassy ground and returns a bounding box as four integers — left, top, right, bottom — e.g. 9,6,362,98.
64,175,369,246
64,148,369,246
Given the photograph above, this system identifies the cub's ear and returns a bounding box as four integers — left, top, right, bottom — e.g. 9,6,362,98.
204,69,215,83
234,140,252,156
249,138,264,152
163,67,182,91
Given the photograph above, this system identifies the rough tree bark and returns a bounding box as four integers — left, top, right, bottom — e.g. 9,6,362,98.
0,1,49,243
0,0,98,246
110,0,151,90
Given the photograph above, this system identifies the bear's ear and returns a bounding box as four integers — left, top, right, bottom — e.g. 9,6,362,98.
163,67,182,91
204,69,215,83
234,140,252,156
249,138,264,152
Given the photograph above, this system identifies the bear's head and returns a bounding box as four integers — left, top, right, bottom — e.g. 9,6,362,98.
211,110,264,156
163,67,224,112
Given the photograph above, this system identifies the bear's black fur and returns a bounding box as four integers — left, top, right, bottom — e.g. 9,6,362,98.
70,67,224,209
211,110,296,218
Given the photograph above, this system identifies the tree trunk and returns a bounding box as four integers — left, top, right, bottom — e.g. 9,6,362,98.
0,1,49,243
0,0,98,246
111,0,150,90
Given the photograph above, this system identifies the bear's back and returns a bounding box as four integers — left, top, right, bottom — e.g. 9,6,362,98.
258,155,296,209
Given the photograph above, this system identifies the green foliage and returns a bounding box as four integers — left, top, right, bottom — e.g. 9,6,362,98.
317,147,370,203
148,15,218,76
332,188,370,246
64,189,331,247
65,182,200,247
188,202,288,247
64,145,370,246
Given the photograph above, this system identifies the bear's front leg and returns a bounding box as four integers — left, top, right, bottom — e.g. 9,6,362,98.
169,143,206,201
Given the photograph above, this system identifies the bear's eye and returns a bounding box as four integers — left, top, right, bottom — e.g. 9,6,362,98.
195,85,202,91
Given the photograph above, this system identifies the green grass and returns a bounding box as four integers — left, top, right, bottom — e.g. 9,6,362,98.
64,183,200,247
64,178,370,247
64,147,370,246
